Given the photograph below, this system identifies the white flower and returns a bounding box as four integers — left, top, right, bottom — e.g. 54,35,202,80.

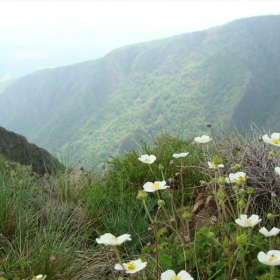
208,162,224,169
173,152,189,158
194,135,212,144
275,167,280,176
143,181,170,192
114,259,147,274
138,154,156,164
226,172,246,184
262,133,280,146
161,269,194,280
34,275,46,280
259,227,280,237
235,214,262,227
258,250,280,266
96,233,131,246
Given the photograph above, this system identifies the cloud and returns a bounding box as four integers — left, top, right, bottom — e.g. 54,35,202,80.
12,51,51,60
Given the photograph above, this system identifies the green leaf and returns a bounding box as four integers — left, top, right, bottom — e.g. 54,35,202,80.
159,253,173,271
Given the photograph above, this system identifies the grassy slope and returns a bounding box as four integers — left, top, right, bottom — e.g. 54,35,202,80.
1,128,280,279
0,15,280,168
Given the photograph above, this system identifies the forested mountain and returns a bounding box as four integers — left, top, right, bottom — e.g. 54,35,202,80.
0,15,280,168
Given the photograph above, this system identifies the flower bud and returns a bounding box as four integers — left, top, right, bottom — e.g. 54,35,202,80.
239,188,245,195
158,199,165,207
183,211,192,220
217,189,226,200
207,232,215,240
213,157,223,164
234,164,241,171
50,256,56,262
236,233,247,246
206,122,212,127
247,187,254,195
269,151,275,156
200,180,208,186
158,164,164,171
232,185,239,193
218,176,226,186
223,237,229,248
137,190,148,200
267,213,274,220
238,199,246,209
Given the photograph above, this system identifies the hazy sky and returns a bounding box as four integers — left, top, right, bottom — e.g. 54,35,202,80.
1,1,280,80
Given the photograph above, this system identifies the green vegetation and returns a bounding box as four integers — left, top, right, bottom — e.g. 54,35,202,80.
1,125,280,279
0,126,64,175
1,15,280,169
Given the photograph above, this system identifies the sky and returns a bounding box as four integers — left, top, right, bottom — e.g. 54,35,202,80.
1,1,280,80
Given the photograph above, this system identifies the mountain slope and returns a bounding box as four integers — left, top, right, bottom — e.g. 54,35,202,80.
0,15,280,167
0,126,64,175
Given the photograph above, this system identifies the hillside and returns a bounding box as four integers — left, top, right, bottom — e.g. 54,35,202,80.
0,15,280,168
0,126,64,175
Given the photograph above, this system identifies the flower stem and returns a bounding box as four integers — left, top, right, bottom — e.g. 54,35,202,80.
142,200,154,224
113,246,125,271
270,265,275,280
180,158,184,208
161,170,165,181
148,164,157,179
152,222,159,280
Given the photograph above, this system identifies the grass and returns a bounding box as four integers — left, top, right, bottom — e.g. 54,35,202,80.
1,126,280,279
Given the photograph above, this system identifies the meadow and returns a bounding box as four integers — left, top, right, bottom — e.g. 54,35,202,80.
1,124,280,280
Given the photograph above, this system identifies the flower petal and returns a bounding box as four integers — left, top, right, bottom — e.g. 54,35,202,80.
258,250,280,266
259,227,280,237
161,270,176,279
96,233,131,246
178,270,194,280
143,181,169,192
262,134,272,144
138,154,156,164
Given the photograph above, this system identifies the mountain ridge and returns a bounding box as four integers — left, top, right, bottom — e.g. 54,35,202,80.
0,15,280,168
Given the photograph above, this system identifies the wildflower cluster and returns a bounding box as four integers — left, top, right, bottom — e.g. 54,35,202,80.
97,131,280,279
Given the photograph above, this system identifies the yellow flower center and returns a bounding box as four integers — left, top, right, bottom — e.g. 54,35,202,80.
233,176,245,183
272,138,280,145
170,276,181,280
238,176,245,182
269,254,277,263
152,183,160,189
246,219,253,226
126,262,136,270
145,158,151,163
211,163,216,168
111,236,118,240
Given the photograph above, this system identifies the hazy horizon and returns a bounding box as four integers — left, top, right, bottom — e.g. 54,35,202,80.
1,1,280,81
